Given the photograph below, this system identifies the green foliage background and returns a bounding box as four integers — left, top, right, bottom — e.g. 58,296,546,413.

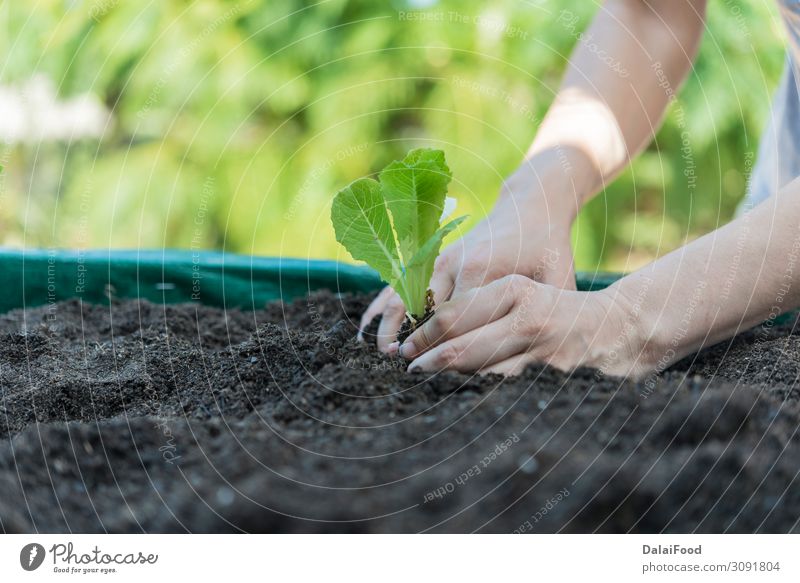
0,0,787,272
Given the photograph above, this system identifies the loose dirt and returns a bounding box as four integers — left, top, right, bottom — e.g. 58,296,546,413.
1,291,798,533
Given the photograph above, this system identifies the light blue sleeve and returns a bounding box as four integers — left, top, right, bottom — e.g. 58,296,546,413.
739,55,800,215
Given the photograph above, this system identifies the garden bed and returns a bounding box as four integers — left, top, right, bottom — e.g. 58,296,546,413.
1,290,799,533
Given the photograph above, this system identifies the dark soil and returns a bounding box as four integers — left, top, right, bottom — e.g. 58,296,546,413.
397,288,435,344
1,291,800,533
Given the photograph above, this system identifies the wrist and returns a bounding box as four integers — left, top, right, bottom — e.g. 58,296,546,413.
599,272,686,378
496,146,596,226
586,284,655,379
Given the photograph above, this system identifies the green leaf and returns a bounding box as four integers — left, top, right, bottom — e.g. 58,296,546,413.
405,217,467,317
379,148,452,264
331,149,466,318
404,215,468,312
331,177,405,292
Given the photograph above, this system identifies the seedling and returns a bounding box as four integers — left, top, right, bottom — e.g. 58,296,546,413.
331,148,466,339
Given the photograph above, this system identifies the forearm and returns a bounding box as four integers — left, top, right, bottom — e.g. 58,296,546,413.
609,181,800,375
504,0,706,222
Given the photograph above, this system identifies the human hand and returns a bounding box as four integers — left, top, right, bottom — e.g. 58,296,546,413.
360,170,578,351
391,274,642,377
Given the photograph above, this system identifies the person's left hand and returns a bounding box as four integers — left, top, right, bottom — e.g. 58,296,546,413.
390,274,643,377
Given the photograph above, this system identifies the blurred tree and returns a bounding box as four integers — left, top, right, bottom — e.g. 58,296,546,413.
0,0,786,271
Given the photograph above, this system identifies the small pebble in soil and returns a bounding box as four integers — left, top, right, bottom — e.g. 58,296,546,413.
517,455,539,474
216,487,236,506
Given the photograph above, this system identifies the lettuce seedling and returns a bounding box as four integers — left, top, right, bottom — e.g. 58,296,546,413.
331,148,466,325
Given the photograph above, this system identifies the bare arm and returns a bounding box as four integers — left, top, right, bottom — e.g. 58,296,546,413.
396,181,800,378
391,1,800,377
367,0,708,351
608,179,800,376
506,0,708,223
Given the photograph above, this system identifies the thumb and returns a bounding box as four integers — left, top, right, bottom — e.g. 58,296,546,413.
428,270,454,308
451,262,494,298
538,247,577,291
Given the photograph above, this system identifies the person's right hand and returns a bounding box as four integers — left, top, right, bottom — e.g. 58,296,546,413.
359,170,579,352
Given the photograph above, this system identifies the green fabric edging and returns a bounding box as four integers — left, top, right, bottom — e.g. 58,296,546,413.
1,248,792,326
0,248,382,314
0,247,617,314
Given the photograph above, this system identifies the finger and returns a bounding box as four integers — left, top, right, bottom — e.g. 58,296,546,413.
448,243,498,298
358,286,394,341
407,317,530,373
541,259,577,291
384,272,451,356
428,270,454,308
479,353,534,376
377,294,406,353
538,245,576,291
562,261,577,291
401,276,529,360
451,261,494,297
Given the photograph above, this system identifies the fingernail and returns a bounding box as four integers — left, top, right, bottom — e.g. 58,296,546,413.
387,341,399,355
357,330,365,343
399,341,416,360
408,362,421,373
